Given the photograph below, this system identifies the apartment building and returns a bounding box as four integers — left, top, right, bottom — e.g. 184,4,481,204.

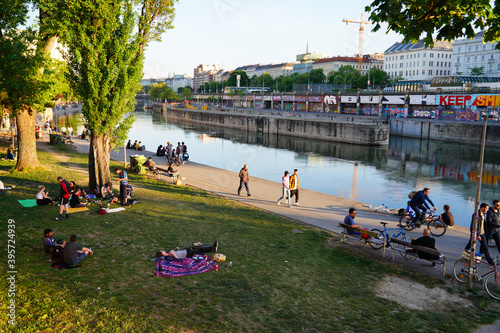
453,31,500,75
384,39,454,80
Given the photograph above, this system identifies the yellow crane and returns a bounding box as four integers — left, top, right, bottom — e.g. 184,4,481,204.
342,13,370,73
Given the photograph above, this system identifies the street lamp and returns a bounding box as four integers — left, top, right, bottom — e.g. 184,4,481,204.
468,111,497,287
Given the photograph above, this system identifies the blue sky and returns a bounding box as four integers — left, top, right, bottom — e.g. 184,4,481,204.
143,0,403,78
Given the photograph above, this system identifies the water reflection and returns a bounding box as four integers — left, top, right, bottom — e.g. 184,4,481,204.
128,110,500,227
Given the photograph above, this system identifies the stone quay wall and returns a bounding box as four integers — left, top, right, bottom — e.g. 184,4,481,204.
165,108,389,146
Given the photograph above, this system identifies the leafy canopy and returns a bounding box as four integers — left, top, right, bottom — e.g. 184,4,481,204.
366,0,500,48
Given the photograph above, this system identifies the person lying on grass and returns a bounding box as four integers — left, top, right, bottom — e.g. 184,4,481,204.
155,241,218,260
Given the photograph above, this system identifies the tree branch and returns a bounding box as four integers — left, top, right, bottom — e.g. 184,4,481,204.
417,0,449,22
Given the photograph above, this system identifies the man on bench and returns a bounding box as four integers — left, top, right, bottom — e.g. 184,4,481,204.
156,241,218,260
410,229,440,268
344,208,363,236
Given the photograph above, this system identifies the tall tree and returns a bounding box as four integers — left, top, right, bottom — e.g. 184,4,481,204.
309,68,326,84
43,0,177,191
366,0,500,47
227,70,249,87
0,2,55,170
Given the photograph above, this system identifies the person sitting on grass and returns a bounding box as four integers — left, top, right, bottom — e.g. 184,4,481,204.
42,228,66,254
410,229,440,268
5,147,15,161
63,235,94,265
69,181,87,208
36,185,54,206
155,241,218,260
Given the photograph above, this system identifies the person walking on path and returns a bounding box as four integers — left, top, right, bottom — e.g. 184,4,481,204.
277,171,291,207
237,164,251,196
55,176,71,220
289,169,300,206
114,167,129,206
464,203,494,266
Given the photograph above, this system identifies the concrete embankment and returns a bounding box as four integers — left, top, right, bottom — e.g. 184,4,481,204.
390,118,500,146
163,107,389,146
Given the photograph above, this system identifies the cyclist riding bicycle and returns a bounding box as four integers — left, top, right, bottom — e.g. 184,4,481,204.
409,188,437,227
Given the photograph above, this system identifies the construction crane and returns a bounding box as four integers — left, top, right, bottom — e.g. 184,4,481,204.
342,13,370,73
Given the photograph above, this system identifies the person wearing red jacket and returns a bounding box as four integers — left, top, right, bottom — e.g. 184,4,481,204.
55,176,71,220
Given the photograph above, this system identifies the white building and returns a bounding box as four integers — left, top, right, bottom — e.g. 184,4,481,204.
384,39,454,80
165,75,193,91
453,31,500,76
312,56,372,76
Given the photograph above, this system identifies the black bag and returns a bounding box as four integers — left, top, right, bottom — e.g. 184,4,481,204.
52,246,64,261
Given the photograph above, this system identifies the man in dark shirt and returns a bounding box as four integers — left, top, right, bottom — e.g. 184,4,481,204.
64,235,94,265
486,199,500,253
411,229,439,266
410,188,437,226
42,229,66,254
55,176,71,220
439,204,455,227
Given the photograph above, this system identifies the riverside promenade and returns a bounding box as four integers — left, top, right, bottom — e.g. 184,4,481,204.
61,136,489,279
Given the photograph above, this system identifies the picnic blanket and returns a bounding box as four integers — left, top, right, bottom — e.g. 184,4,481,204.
156,255,217,278
18,199,38,208
68,206,89,213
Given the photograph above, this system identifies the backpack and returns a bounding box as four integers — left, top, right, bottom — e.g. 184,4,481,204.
52,247,64,261
408,190,419,199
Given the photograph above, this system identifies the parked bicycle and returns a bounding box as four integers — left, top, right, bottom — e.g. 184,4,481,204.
398,211,447,237
453,254,500,300
370,222,412,258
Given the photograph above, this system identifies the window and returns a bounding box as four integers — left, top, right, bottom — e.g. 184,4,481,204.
399,71,403,76
482,55,485,61
423,61,426,66
417,61,419,66
400,63,403,68
405,70,408,76
475,56,477,61
429,70,433,75
423,53,426,57
449,62,451,67
430,53,434,58
413,70,415,75
422,69,425,74
458,47,461,52
440,70,443,75
410,54,412,59
429,61,433,66
437,53,440,58
400,55,404,60
418,54,420,58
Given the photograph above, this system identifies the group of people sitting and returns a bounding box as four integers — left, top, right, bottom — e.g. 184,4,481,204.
126,140,146,151
43,229,94,265
156,141,188,162
36,181,88,208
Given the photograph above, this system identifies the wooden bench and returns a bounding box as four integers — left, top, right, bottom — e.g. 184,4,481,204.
390,237,447,277
338,223,388,256
146,166,178,184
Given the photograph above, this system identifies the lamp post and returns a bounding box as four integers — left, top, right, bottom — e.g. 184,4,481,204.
468,111,496,287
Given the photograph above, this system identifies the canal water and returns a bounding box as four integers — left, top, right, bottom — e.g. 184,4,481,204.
121,110,499,228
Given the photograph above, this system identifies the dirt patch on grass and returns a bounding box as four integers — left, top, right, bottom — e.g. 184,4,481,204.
377,276,472,310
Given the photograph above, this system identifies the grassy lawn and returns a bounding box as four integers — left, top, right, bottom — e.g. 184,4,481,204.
1,143,499,332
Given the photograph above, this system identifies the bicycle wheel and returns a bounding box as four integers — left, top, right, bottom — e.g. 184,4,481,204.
392,233,413,259
368,229,385,250
427,219,446,237
399,214,415,231
484,272,500,300
453,258,471,283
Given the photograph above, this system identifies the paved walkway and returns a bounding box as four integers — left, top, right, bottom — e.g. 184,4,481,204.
57,135,495,279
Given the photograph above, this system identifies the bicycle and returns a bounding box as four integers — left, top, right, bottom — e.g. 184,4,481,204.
398,211,447,237
125,163,142,175
370,222,412,258
453,254,500,300
165,153,181,166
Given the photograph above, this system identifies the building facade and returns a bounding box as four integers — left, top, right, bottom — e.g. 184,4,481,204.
384,39,454,80
312,56,373,76
453,31,500,76
165,75,193,91
193,64,221,91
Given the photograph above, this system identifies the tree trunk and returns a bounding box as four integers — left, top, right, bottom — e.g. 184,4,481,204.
88,132,112,193
15,107,41,170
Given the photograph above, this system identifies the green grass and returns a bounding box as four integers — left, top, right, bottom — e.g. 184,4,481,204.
1,143,499,332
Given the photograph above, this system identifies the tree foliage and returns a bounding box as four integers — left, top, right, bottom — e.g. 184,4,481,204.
181,87,193,100
41,0,177,190
366,0,500,48
150,82,179,101
327,66,361,88
470,66,485,76
227,70,249,87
